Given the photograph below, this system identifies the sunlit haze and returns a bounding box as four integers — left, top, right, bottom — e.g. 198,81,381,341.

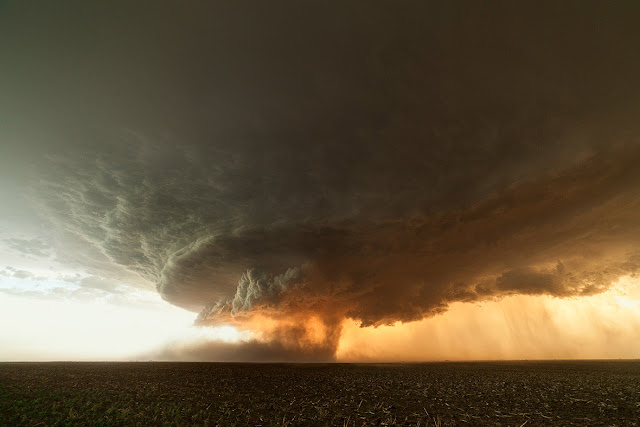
0,285,250,361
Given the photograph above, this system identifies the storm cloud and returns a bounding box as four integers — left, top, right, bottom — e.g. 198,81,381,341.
2,2,640,359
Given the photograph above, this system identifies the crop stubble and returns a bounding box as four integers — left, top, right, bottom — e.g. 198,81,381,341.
1,361,639,426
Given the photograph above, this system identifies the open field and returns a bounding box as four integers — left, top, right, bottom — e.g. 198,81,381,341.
1,361,639,426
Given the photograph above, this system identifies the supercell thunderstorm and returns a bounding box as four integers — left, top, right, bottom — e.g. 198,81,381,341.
3,3,640,360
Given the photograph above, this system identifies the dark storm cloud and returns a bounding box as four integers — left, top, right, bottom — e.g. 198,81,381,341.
231,267,304,314
2,2,640,358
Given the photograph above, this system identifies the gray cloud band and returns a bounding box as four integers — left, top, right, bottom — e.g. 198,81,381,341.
34,142,640,329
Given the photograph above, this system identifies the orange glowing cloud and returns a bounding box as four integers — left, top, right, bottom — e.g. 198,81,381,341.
336,276,640,361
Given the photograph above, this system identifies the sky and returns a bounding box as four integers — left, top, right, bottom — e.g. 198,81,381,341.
1,1,640,362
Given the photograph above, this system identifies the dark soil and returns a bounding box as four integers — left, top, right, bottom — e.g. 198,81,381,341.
1,361,639,426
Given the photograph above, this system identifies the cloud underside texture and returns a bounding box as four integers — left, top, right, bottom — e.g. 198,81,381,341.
4,3,640,358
